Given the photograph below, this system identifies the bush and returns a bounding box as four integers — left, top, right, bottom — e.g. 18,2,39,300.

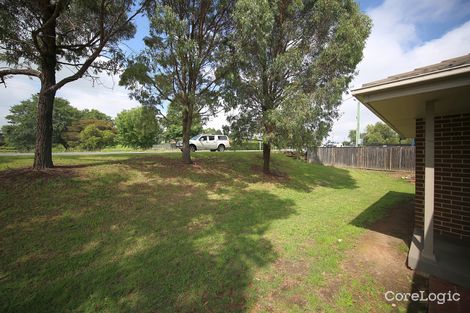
231,140,261,150
0,146,18,153
63,119,115,149
51,145,67,152
115,107,161,149
79,125,116,150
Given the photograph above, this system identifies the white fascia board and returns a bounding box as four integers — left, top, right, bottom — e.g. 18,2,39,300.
352,65,470,97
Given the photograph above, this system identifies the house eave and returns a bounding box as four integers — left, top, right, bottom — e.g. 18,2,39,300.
352,65,470,138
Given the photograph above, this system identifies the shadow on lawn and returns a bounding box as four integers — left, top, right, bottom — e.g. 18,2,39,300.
38,152,358,192
1,165,293,312
116,153,358,192
350,191,415,246
0,153,358,312
349,191,429,313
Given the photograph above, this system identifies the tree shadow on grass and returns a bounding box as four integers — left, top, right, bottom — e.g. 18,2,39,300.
0,165,296,313
34,152,357,192
116,153,358,193
0,152,357,192
349,191,415,246
348,191,428,313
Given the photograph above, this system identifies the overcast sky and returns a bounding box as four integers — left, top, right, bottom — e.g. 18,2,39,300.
1,0,470,142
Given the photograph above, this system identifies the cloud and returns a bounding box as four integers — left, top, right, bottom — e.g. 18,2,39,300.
55,70,140,116
0,77,41,126
328,0,470,143
0,66,140,126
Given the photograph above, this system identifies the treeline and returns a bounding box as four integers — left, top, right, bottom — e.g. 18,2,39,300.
343,122,413,146
1,0,371,171
1,95,162,151
1,94,230,151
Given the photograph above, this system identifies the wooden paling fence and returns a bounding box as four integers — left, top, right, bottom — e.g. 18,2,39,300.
307,146,415,172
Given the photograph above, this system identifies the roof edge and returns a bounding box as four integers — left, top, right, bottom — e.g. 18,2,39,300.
352,64,470,96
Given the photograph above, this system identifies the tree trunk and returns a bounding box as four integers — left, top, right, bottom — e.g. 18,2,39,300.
33,90,56,169
263,142,271,174
33,2,57,170
181,108,193,164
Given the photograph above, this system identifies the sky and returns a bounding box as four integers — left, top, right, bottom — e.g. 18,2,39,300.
1,0,470,142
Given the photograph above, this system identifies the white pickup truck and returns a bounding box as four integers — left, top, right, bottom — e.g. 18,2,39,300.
177,134,231,152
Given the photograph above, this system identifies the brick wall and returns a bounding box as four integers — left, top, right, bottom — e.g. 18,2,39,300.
415,113,470,241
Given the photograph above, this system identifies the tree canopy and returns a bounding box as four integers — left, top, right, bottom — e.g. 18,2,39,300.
115,106,161,149
224,0,371,173
202,128,222,135
79,124,116,150
344,129,364,146
2,95,81,149
2,94,114,150
362,122,406,145
80,109,112,121
62,119,115,149
0,0,139,83
345,122,412,146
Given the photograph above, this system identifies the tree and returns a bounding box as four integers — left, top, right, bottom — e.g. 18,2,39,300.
362,122,406,145
224,0,371,173
80,109,112,121
2,95,81,150
345,122,412,146
120,0,234,163
345,129,365,146
226,113,259,146
0,0,145,169
62,119,115,149
221,125,230,136
115,106,161,148
202,128,222,135
79,124,115,150
162,101,203,142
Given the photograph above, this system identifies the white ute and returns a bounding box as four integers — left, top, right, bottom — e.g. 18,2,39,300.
182,134,230,152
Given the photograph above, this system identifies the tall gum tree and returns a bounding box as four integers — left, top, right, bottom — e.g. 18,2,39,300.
119,0,233,164
224,0,371,173
0,0,146,169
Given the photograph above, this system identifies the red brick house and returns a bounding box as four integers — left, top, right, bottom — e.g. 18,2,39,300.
352,54,470,288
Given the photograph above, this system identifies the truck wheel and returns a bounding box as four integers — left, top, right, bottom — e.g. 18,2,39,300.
190,145,196,152
217,144,225,152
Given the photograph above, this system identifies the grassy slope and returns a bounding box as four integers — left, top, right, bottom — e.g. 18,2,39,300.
0,153,414,313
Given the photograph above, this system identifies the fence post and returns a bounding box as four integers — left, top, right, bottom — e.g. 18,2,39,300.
399,147,402,170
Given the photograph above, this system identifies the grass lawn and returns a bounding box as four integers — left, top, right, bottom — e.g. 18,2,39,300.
0,152,414,313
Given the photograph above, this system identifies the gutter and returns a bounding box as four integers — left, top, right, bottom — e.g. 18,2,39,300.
352,64,470,96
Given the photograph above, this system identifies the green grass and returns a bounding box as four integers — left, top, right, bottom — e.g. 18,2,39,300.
0,144,166,154
0,152,414,313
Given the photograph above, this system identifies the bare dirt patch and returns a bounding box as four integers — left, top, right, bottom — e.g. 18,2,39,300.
273,258,310,277
389,171,416,184
320,200,428,312
342,201,415,292
251,258,311,313
250,164,290,182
